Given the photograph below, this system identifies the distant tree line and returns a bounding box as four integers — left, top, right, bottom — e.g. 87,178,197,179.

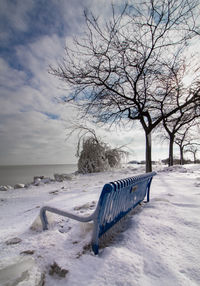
51,0,200,172
162,157,200,165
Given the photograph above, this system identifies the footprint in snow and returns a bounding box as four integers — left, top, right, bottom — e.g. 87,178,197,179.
194,182,200,187
74,201,96,212
5,237,22,245
154,198,171,203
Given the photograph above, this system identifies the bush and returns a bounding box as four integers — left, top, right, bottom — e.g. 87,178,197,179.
105,148,123,168
77,136,126,174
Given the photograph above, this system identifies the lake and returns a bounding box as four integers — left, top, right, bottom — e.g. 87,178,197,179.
0,164,77,187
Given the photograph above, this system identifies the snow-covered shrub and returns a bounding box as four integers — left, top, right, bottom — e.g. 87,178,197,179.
105,148,123,168
78,137,109,173
78,136,126,174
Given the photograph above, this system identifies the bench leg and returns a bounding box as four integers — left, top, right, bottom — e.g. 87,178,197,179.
92,242,99,255
147,177,153,202
40,208,48,230
91,220,100,255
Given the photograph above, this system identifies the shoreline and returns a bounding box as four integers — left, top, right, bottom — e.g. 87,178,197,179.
0,171,78,191
0,164,77,188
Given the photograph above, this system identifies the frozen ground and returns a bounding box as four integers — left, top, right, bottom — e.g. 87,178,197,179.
0,164,200,286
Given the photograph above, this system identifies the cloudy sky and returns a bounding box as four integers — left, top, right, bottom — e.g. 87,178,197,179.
0,0,195,166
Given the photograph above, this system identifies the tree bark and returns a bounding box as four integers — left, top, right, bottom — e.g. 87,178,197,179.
194,153,197,164
180,147,184,165
168,135,175,166
145,131,152,173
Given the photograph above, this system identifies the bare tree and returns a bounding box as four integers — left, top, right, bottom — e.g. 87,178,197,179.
158,57,200,166
51,0,200,172
174,124,196,165
185,144,200,163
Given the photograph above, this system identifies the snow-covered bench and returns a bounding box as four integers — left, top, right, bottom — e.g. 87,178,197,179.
40,171,156,255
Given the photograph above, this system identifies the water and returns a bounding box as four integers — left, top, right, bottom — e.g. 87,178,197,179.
0,164,77,187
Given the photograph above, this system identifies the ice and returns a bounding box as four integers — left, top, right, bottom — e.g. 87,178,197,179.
0,256,44,286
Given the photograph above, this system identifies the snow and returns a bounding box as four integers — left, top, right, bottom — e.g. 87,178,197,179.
0,164,200,286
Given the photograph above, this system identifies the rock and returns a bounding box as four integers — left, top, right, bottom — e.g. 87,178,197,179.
42,178,51,184
49,190,59,195
49,261,68,278
20,250,35,255
33,176,51,186
6,185,13,189
6,237,22,245
0,186,8,191
34,178,42,186
14,184,25,189
34,176,44,181
4,185,12,190
0,185,12,191
0,256,45,286
54,173,73,182
24,183,31,188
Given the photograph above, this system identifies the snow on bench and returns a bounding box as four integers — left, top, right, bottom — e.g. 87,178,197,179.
40,171,156,255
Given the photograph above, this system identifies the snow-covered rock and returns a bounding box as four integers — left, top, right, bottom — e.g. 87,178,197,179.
41,177,51,184
14,184,25,189
54,173,73,182
33,176,52,186
33,178,42,186
0,185,12,191
33,176,45,181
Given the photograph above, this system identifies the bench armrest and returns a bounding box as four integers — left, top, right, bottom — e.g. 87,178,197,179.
40,205,95,230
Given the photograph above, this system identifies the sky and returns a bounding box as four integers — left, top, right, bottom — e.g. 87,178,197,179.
0,0,198,166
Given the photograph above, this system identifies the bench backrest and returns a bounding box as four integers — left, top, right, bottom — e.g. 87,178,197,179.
92,171,156,254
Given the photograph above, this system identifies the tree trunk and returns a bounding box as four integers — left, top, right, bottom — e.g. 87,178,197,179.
194,153,197,164
145,131,152,173
168,135,174,166
180,146,184,165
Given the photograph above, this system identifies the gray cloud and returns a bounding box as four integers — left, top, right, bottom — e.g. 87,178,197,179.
0,0,171,165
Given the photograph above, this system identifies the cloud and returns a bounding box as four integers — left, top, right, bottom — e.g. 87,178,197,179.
0,0,33,44
0,0,185,165
0,110,77,165
0,30,78,165
0,0,32,30
0,58,27,92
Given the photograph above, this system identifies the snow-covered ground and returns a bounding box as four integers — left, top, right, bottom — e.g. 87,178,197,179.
0,164,200,286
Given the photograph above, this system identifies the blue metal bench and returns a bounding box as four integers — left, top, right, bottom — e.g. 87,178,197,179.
40,171,156,255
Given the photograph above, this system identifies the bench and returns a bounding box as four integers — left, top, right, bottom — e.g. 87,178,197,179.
40,171,156,255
